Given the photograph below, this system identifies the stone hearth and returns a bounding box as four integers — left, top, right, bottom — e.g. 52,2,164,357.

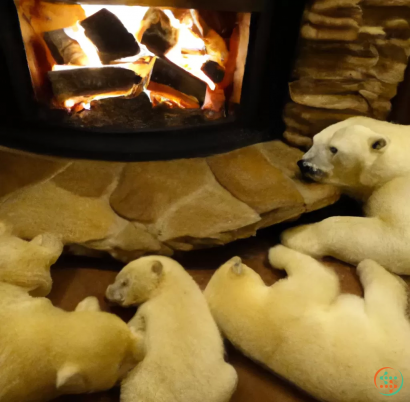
0,141,339,261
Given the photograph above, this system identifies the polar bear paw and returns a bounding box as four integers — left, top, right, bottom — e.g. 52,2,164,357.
357,259,389,288
281,225,324,258
75,296,101,312
269,245,298,270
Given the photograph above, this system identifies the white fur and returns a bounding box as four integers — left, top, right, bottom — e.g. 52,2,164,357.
0,231,140,402
0,223,63,296
205,246,410,402
106,256,238,402
282,116,410,274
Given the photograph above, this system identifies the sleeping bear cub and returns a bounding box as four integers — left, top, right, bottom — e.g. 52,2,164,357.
0,225,140,402
282,116,410,274
205,246,410,402
106,256,238,402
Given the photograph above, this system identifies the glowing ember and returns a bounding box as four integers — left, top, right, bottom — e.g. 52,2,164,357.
65,99,75,108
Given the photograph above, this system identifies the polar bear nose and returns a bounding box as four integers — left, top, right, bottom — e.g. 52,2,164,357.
297,160,324,179
297,160,311,174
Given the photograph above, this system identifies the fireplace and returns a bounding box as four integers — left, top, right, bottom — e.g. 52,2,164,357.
0,0,343,263
0,0,305,161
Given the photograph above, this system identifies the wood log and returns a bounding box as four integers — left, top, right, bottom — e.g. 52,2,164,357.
201,60,225,83
80,8,140,64
139,8,179,56
151,57,207,105
148,81,200,109
48,67,141,105
199,11,237,39
63,93,218,130
191,10,229,68
219,25,240,90
43,29,88,66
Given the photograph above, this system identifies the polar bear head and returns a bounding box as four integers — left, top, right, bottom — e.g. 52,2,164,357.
0,223,63,296
297,117,410,191
106,256,165,306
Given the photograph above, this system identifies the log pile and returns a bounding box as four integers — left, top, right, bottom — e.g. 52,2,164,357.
284,0,410,148
40,6,228,111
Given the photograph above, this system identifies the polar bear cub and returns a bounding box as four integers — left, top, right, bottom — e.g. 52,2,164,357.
106,255,238,402
205,245,410,402
0,222,63,296
282,116,410,274
0,228,141,402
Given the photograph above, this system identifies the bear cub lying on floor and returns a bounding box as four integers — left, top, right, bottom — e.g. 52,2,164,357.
0,225,141,402
106,255,238,402
205,245,410,402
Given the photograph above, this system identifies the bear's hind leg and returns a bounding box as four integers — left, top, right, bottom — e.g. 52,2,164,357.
75,296,101,312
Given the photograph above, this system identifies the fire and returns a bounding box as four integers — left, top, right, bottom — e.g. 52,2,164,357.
162,9,215,90
53,4,220,110
64,22,101,66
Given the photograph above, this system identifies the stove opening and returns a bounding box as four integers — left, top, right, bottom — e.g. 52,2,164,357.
14,0,252,130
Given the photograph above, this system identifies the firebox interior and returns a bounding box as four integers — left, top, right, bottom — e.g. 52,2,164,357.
14,0,253,130
0,0,307,161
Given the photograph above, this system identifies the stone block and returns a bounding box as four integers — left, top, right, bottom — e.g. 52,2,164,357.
110,158,260,242
208,146,304,214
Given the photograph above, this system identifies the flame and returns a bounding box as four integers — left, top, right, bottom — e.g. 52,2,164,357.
65,22,101,66
163,9,215,90
65,99,75,108
54,4,219,109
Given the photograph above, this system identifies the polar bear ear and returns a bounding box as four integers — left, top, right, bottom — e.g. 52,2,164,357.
370,137,388,151
229,257,243,275
56,364,86,393
151,261,163,276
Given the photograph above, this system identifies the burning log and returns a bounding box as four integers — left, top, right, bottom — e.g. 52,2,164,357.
139,8,179,56
43,29,89,66
203,87,226,118
151,57,207,105
48,67,141,106
148,81,200,109
201,60,225,83
191,10,229,68
80,8,140,64
64,93,218,131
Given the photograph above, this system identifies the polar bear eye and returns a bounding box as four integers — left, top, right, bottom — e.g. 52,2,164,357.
372,138,387,150
120,279,129,287
329,147,338,155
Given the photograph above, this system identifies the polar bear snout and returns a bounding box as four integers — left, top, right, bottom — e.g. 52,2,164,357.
297,160,325,181
106,283,125,305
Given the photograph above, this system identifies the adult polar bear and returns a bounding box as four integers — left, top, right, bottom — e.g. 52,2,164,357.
282,116,410,275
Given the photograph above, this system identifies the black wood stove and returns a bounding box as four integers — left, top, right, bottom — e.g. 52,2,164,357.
0,0,305,161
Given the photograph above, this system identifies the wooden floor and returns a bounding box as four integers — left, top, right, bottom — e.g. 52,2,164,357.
51,198,369,402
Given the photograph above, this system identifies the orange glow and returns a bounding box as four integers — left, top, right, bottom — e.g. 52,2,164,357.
148,81,200,109
51,4,225,109
65,21,102,66
163,9,215,90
